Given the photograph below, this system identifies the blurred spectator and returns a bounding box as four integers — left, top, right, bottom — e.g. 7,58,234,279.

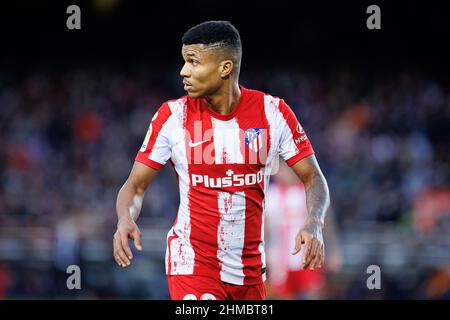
265,159,342,299
413,188,450,234
0,263,13,299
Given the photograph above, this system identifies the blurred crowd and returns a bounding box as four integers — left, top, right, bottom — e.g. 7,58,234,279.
0,65,449,299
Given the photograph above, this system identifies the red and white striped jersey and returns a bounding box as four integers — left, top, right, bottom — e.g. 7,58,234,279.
135,86,314,285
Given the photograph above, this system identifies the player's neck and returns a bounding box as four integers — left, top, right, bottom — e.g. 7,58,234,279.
203,82,241,116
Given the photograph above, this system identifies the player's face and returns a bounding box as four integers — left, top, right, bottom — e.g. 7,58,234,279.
180,44,224,98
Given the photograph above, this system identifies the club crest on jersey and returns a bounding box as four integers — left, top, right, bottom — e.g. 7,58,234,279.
244,128,263,152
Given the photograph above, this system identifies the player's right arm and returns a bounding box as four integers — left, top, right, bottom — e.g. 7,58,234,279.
113,161,159,267
114,101,173,267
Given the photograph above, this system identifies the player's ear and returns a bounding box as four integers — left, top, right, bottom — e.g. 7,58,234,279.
220,60,233,79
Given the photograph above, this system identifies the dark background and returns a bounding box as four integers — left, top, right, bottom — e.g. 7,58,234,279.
1,0,449,73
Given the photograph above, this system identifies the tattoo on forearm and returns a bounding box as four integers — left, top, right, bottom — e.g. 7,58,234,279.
305,172,330,228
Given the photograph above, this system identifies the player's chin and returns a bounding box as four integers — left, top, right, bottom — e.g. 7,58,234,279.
187,90,203,99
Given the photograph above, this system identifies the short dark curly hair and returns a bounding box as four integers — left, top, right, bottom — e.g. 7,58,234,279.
182,21,242,76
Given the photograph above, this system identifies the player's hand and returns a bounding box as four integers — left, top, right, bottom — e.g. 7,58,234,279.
291,221,324,271
113,217,142,267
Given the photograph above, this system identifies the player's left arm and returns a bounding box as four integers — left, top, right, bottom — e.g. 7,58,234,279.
290,154,330,270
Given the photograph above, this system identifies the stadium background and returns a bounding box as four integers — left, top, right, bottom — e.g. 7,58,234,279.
0,0,449,299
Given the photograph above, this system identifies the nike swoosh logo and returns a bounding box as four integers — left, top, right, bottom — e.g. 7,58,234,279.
188,139,210,147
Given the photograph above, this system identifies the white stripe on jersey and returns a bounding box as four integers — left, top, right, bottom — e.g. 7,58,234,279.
261,95,292,282
264,95,300,161
166,98,195,275
217,191,246,285
148,114,174,166
165,228,172,274
211,118,244,164
261,94,280,177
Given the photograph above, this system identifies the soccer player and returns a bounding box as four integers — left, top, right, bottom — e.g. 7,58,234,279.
113,20,330,300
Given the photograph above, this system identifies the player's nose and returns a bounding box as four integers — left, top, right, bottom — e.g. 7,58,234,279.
180,63,190,78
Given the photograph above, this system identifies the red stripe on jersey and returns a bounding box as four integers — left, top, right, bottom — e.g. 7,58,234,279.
135,102,172,170
285,151,313,167
184,99,221,279
236,89,271,166
135,158,164,170
235,91,268,284
241,168,265,285
277,99,315,166
185,98,216,165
